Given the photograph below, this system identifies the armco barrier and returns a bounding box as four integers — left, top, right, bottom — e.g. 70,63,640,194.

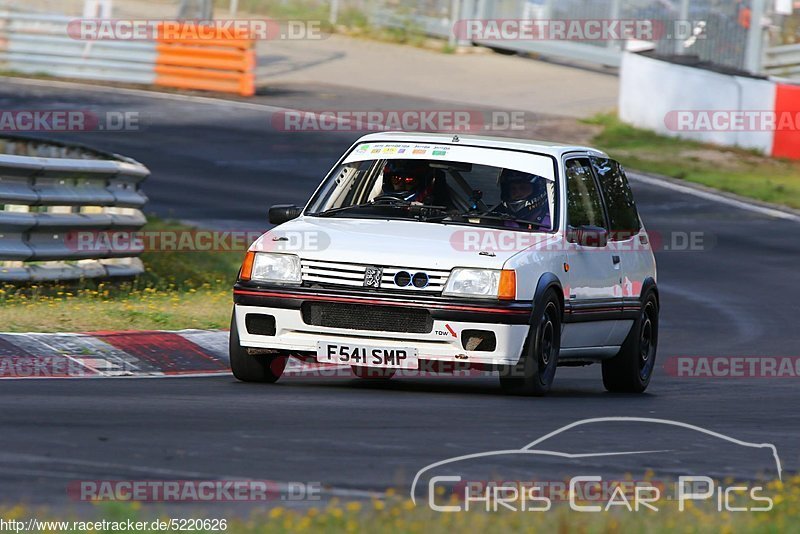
619,51,799,160
0,12,256,96
0,136,149,282
764,43,800,81
0,12,157,85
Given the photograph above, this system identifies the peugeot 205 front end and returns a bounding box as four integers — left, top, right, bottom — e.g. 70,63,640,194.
230,132,658,396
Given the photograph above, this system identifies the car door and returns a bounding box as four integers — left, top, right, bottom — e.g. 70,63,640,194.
591,156,654,345
561,156,622,349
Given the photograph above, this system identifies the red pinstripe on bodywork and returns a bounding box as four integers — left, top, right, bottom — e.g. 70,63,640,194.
233,289,532,315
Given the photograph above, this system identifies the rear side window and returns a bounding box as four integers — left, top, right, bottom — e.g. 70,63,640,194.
565,158,606,229
591,157,641,240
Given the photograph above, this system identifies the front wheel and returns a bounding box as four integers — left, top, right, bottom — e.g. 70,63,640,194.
602,293,659,393
229,312,288,383
498,291,561,396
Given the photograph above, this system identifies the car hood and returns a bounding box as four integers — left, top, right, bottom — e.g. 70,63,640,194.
250,216,552,269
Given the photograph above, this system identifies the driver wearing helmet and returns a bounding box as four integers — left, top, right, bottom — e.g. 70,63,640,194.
496,169,551,228
382,160,434,204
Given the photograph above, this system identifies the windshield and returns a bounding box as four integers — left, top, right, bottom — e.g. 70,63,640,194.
306,144,558,232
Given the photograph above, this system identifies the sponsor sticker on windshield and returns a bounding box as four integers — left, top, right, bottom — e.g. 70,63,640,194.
343,142,555,180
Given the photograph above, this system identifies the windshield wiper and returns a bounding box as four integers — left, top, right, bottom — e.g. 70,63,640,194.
312,201,382,217
313,198,448,220
444,211,551,230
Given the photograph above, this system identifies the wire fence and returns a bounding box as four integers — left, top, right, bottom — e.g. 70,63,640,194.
259,0,794,75
1,0,796,75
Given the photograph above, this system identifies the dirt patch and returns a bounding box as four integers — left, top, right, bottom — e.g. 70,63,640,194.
676,148,785,170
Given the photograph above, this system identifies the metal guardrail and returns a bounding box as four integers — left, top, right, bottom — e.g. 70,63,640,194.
0,137,149,282
0,11,256,95
368,5,455,41
764,43,800,79
0,11,158,85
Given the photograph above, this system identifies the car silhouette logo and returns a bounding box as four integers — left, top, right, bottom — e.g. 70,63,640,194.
410,417,783,504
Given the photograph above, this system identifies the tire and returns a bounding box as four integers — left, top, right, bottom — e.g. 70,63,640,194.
351,366,396,379
229,312,288,383
602,292,659,393
498,290,561,396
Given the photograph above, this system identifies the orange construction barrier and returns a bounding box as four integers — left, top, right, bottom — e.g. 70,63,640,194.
154,22,256,97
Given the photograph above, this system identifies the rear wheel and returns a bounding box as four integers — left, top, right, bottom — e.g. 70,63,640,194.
498,290,561,396
229,312,288,383
351,366,396,379
602,293,659,393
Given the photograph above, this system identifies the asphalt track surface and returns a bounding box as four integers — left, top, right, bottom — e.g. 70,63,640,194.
1,79,799,512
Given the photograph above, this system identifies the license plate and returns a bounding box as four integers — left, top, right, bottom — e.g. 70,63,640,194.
316,342,419,369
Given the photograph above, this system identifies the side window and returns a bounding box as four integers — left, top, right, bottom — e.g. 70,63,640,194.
565,158,606,229
591,157,641,240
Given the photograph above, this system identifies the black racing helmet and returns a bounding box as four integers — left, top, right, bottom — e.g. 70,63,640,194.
499,169,548,213
382,160,434,198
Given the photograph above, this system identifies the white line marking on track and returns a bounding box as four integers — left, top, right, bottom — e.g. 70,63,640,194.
629,172,800,223
6,76,295,114
4,76,395,131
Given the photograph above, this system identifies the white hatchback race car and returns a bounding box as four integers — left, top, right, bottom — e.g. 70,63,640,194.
230,132,658,395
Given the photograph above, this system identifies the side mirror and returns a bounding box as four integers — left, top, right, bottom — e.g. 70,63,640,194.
269,205,302,225
567,225,608,248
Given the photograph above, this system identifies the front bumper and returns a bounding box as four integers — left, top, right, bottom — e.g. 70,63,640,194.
233,285,532,366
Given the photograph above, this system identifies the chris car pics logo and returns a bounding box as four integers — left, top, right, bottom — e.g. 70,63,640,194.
411,417,781,513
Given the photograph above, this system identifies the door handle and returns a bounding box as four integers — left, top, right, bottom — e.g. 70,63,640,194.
612,255,621,265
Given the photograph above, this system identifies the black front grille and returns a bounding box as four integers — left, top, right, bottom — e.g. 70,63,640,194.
301,302,433,333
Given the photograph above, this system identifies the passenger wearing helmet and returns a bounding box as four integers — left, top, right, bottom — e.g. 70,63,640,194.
496,169,551,228
381,160,434,204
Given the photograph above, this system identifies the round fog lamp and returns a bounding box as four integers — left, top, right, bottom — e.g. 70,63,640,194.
412,272,430,288
394,271,412,287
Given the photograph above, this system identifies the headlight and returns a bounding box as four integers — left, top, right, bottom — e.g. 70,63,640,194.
443,268,516,300
240,252,302,284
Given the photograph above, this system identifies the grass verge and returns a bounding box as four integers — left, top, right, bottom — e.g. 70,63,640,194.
0,476,796,533
586,113,800,210
0,219,243,333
